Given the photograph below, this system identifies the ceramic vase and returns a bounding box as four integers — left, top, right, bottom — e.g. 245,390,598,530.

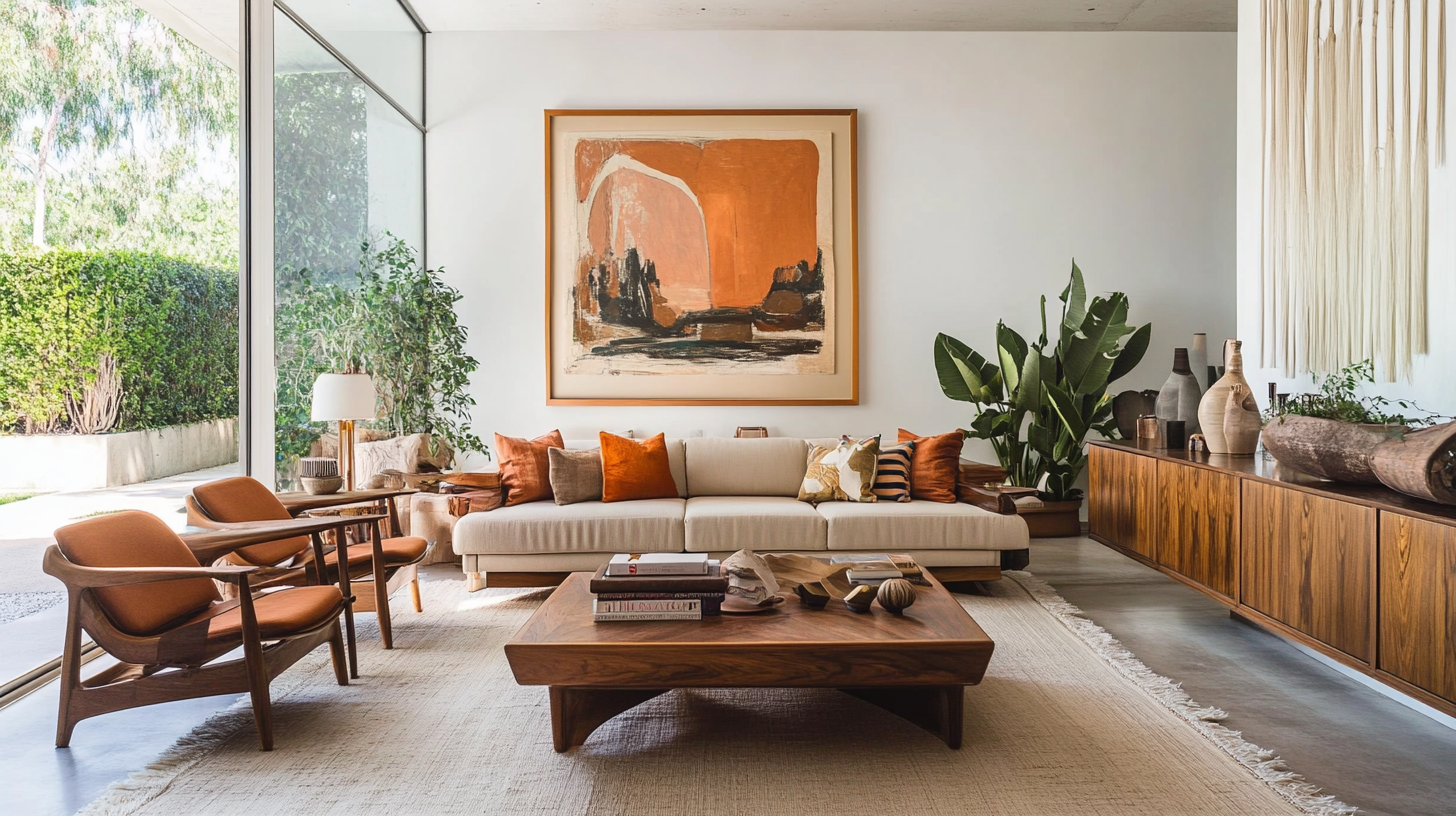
1197,339,1252,454
1222,384,1262,455
1155,348,1202,444
1189,333,1209,392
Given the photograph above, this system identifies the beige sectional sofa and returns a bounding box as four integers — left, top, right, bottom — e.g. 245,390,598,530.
453,437,1030,591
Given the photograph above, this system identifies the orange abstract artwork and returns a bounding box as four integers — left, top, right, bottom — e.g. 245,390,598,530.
566,133,835,375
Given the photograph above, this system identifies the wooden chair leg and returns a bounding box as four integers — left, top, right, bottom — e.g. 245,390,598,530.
328,620,349,686
237,578,274,751
370,519,393,649
410,577,422,613
54,592,85,748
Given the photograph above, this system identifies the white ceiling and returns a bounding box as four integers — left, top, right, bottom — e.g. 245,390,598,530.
408,0,1235,33
133,0,1236,72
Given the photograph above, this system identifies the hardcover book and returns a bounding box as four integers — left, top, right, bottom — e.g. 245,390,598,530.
589,564,727,595
606,552,710,576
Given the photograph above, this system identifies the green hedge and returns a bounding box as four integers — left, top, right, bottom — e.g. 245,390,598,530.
0,251,238,433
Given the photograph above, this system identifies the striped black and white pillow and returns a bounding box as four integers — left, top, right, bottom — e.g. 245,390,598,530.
872,439,917,502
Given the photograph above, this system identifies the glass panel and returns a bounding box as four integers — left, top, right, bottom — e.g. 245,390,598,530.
272,7,423,488
282,0,422,120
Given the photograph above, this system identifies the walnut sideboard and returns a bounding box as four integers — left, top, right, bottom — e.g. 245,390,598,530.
1087,439,1456,718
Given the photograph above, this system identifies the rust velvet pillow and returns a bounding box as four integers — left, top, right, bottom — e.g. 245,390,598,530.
600,432,678,503
496,430,564,506
897,428,965,503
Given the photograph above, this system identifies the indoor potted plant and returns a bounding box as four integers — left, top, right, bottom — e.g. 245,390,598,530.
934,261,1150,536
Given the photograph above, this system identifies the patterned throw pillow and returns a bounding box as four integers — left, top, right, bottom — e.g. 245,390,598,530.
872,439,917,503
798,435,881,503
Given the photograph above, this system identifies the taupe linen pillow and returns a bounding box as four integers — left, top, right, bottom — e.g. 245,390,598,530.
548,447,603,505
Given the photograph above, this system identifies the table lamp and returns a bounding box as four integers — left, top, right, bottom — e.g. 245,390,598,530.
311,372,376,491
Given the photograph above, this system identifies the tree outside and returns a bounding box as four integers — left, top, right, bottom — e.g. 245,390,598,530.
0,0,238,266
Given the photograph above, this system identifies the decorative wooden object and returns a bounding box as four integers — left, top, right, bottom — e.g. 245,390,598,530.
876,578,917,614
1260,415,1386,483
504,571,994,751
843,584,875,613
1112,389,1160,439
1221,384,1262,456
1371,421,1456,506
1087,439,1456,718
1196,340,1252,454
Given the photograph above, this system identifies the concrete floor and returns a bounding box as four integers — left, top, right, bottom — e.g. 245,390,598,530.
2,542,1454,815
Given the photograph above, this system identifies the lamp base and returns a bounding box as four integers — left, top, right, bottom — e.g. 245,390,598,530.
339,419,357,492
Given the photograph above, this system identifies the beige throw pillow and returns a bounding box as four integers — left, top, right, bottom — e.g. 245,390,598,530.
798,435,880,503
548,447,603,505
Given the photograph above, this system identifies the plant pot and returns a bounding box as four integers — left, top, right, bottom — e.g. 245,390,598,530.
1017,499,1083,538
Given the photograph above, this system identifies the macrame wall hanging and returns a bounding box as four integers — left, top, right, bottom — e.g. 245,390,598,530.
1261,0,1446,381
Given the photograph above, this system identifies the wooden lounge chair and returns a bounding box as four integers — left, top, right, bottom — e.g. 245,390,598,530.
187,477,429,651
44,511,350,750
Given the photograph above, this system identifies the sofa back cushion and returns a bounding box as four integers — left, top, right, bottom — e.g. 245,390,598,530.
568,437,686,497
685,438,809,497
601,433,680,502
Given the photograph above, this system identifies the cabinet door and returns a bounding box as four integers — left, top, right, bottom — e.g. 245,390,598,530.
1157,461,1239,598
1088,446,1157,559
1380,512,1456,704
1241,481,1374,662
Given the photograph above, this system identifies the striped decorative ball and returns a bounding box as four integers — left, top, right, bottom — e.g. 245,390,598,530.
876,578,917,614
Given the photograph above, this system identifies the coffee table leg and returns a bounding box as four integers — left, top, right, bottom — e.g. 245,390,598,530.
549,687,670,752
840,685,965,748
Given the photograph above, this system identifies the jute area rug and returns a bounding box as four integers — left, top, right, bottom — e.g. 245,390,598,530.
81,572,1354,816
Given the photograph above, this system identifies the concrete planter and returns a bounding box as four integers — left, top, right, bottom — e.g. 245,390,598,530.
0,418,238,491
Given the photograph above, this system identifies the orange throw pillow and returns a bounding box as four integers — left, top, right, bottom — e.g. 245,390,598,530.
600,432,678,503
897,428,965,503
496,430,564,506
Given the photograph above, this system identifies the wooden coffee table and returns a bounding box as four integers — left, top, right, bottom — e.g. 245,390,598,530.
504,571,995,751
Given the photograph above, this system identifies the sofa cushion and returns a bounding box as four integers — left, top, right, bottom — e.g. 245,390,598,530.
601,433,679,502
548,447,603,505
684,497,827,552
496,430,564,506
684,438,808,497
452,498,685,555
816,500,1029,551
574,437,686,497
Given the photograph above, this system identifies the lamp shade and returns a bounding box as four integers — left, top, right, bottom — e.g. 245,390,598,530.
311,373,377,421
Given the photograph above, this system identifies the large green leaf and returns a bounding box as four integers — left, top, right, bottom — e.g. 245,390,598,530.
1107,321,1152,384
1062,294,1135,395
1043,382,1090,442
1013,348,1042,413
996,322,1029,396
934,333,981,402
1060,261,1087,336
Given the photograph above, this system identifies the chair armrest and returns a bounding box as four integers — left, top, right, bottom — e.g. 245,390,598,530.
41,546,283,588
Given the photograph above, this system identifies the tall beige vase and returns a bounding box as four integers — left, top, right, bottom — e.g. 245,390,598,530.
1222,384,1262,455
1197,339,1252,454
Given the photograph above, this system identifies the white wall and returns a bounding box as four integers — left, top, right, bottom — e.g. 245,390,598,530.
1236,0,1456,415
427,31,1237,466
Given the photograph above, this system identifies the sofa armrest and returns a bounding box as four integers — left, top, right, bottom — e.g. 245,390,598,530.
957,484,1017,515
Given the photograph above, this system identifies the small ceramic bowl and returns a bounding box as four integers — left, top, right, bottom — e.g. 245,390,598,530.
301,475,344,495
843,584,875,613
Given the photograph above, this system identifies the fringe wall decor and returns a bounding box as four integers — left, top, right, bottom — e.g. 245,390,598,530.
1261,0,1445,381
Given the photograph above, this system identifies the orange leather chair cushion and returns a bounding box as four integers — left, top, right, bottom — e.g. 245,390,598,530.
198,585,344,641
600,432,678,503
192,476,310,567
897,428,966,504
54,511,221,636
325,536,428,569
496,430,564,506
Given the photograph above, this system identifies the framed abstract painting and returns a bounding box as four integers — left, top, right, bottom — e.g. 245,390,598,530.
545,109,858,405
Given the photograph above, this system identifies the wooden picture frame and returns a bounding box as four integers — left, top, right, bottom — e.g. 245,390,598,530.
545,109,859,406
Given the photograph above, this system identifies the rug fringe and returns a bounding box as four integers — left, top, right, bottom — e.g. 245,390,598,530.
1005,570,1359,816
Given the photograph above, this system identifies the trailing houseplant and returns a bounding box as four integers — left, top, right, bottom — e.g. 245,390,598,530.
934,261,1150,502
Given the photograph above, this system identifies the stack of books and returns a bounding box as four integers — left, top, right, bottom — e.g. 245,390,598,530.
590,553,727,622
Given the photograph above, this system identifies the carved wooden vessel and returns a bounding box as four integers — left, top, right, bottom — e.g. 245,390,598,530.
1371,422,1456,506
1260,415,1385,483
